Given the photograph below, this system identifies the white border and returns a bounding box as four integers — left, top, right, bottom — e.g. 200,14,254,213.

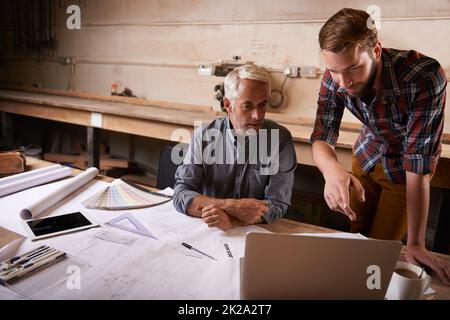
21,211,99,241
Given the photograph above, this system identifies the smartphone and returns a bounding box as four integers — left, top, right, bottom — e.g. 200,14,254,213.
22,211,99,241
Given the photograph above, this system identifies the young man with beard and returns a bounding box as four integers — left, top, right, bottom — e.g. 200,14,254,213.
311,8,449,284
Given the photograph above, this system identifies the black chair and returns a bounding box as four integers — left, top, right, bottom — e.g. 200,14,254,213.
156,145,186,189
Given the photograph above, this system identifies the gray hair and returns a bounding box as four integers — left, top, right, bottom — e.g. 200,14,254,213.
224,64,271,101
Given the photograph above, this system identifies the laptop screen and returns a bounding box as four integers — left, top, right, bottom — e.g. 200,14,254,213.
240,232,401,300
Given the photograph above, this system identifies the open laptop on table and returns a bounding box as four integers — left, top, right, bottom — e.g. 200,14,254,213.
240,232,402,300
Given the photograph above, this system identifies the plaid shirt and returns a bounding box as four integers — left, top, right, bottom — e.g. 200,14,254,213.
311,48,447,183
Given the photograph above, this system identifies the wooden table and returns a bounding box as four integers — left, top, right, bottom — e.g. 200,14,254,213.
17,157,450,299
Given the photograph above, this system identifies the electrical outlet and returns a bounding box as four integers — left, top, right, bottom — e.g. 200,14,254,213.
197,64,215,76
283,65,298,78
300,66,319,78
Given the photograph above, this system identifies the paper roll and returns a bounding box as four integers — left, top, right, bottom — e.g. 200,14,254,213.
0,165,72,198
20,167,99,220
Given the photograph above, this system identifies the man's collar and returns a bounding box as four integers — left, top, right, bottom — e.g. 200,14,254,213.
225,117,236,141
379,48,400,98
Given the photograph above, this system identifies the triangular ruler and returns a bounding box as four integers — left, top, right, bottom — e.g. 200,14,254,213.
105,213,157,239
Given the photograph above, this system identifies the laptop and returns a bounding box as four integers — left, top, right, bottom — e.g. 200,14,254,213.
240,232,402,300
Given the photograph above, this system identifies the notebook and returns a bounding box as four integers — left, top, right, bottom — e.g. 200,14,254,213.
240,232,402,300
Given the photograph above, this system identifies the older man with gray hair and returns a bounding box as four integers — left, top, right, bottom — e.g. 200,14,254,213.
173,64,297,230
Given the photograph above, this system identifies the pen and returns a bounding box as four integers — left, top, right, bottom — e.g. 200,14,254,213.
7,246,48,265
181,242,217,261
1,246,50,272
17,248,57,266
5,251,66,284
21,250,60,269
0,249,59,278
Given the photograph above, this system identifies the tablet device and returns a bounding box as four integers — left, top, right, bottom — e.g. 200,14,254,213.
22,211,99,241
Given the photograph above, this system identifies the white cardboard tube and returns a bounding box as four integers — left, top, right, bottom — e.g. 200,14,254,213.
0,164,62,186
0,165,72,198
20,167,99,220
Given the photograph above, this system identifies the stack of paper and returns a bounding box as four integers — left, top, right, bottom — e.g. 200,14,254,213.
82,179,171,210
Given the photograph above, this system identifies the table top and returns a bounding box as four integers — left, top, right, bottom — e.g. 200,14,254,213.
12,157,448,300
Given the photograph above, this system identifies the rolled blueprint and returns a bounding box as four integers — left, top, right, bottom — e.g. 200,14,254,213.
20,167,99,220
0,165,72,198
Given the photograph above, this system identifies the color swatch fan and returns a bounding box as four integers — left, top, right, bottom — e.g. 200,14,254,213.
82,179,171,210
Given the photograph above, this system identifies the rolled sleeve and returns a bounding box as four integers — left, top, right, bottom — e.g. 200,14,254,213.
404,65,446,175
263,199,289,223
403,154,439,175
172,183,200,214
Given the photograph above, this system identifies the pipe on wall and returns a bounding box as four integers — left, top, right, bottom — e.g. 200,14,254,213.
77,16,450,28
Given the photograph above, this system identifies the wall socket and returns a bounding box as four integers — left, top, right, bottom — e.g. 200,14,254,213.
283,65,299,78
197,64,215,76
300,66,319,78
